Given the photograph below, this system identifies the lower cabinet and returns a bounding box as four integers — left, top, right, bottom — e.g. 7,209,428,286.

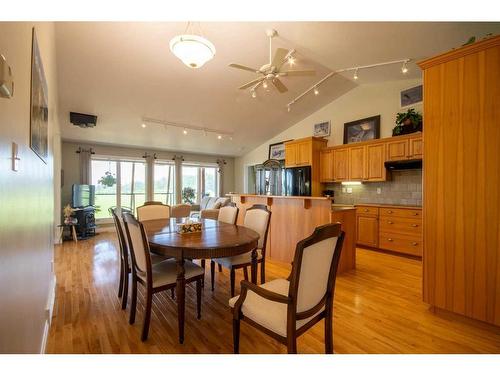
356,205,422,257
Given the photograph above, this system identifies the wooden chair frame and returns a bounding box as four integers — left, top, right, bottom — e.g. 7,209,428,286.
231,223,345,354
122,212,203,341
211,204,271,297
109,207,131,310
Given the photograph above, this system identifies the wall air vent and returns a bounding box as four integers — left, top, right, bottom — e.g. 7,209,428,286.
70,112,97,128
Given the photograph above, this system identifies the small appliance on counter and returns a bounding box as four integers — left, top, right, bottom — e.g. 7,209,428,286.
323,189,334,198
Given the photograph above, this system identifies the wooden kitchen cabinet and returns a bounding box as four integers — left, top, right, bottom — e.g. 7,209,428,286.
333,148,349,181
349,146,365,180
365,143,386,181
319,149,334,182
356,206,379,247
409,136,423,159
386,133,423,161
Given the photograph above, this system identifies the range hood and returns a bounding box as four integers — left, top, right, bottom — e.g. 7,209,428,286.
384,159,422,170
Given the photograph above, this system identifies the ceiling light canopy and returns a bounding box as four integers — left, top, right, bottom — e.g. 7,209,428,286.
169,32,216,69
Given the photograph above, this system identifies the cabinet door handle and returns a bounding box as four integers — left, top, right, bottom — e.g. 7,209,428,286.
411,242,418,246
412,212,419,216
388,238,393,242
387,210,393,213
388,221,393,224
364,209,369,212
411,224,419,227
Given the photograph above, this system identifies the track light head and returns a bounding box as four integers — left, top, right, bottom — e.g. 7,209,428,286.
353,68,359,80
183,128,188,135
314,87,319,95
251,90,257,98
402,61,408,74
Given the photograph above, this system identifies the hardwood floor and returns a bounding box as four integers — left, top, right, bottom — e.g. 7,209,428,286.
46,233,500,354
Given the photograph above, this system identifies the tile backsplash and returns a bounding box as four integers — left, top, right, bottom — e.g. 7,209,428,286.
328,169,422,206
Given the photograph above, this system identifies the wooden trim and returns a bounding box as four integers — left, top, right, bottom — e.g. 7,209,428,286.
418,35,500,70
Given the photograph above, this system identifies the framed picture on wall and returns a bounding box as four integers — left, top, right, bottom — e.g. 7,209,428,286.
343,115,381,144
313,121,331,137
29,28,49,164
400,85,423,108
268,140,292,161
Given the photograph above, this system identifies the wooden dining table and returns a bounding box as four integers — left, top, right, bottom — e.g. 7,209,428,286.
143,217,260,343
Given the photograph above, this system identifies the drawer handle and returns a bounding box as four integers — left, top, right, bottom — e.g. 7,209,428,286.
387,210,393,213
364,209,369,212
388,238,393,242
388,221,394,224
411,242,418,246
412,212,419,216
411,224,419,227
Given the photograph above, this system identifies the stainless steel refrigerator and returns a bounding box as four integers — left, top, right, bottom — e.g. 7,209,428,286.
285,166,312,196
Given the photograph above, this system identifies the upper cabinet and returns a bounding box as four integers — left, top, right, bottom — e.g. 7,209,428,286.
319,133,422,183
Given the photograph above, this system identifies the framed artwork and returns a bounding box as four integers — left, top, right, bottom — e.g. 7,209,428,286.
313,121,331,137
343,115,380,144
400,85,423,108
29,28,49,163
268,140,291,161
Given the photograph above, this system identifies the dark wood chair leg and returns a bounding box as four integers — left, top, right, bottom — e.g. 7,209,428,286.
171,289,175,299
260,261,266,284
287,336,297,354
129,277,137,325
196,278,202,319
230,268,236,297
141,288,153,341
118,259,124,298
218,264,222,272
243,267,249,281
233,318,240,354
201,259,206,268
325,307,333,354
121,270,129,310
210,260,216,291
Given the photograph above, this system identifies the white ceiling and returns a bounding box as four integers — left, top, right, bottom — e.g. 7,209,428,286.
55,22,500,156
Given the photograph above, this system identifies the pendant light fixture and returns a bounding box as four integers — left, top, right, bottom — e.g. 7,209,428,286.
170,22,216,69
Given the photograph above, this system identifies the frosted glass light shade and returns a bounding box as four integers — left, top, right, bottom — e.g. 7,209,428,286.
169,34,216,69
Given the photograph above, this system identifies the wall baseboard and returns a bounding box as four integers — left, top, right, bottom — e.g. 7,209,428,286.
40,274,56,354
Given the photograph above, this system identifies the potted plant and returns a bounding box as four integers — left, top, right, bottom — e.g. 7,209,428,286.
392,108,423,136
182,187,196,204
98,171,116,187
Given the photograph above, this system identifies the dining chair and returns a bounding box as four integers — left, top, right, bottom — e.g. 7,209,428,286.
171,204,191,218
211,204,271,296
230,223,345,354
109,207,169,310
136,202,171,221
122,212,204,341
217,204,239,225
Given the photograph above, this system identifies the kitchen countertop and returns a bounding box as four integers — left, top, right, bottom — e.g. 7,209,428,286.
354,203,422,210
331,204,356,212
227,194,334,201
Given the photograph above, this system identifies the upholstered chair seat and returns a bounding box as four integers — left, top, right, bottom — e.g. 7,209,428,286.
229,279,322,337
215,249,262,269
138,259,204,288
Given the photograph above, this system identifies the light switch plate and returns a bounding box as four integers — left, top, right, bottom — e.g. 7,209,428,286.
377,188,382,194
12,142,19,171
346,187,353,194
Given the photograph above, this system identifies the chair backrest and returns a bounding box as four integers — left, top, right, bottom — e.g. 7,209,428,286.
288,223,344,316
136,203,171,221
218,205,239,225
171,204,191,218
109,208,130,270
122,212,152,279
243,204,271,253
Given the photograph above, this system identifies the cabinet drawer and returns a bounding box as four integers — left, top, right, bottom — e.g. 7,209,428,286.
379,217,422,236
356,206,379,216
379,232,422,256
379,207,421,218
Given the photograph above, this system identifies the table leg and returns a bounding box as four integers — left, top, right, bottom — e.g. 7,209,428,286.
72,225,78,243
176,258,186,344
251,249,258,284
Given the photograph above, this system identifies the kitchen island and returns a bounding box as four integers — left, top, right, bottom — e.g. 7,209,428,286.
228,194,356,273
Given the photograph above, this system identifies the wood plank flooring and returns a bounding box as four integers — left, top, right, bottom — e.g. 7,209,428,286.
46,233,500,354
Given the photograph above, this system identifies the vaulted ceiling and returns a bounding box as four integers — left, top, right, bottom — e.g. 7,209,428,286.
55,22,499,156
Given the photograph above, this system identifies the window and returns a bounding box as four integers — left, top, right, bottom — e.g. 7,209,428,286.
91,157,146,219
181,164,219,204
120,161,146,213
91,159,118,219
154,161,176,205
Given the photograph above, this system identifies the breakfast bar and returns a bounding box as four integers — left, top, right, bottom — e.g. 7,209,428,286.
228,194,356,273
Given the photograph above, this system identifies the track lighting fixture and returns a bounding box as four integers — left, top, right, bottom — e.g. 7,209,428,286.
141,123,146,128
287,104,291,112
251,90,257,98
314,87,319,95
262,80,268,89
141,117,234,140
353,68,359,80
402,61,408,74
217,135,222,140
183,128,188,135
288,55,295,65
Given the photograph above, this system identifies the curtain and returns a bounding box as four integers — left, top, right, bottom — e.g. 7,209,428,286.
217,159,226,196
78,148,92,184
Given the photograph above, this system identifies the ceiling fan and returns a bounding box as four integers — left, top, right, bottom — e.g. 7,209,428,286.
229,29,316,95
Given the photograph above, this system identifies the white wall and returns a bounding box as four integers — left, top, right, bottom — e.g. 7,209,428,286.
0,22,60,353
234,78,422,193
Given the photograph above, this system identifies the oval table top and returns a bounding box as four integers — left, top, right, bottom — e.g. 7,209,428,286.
143,218,260,259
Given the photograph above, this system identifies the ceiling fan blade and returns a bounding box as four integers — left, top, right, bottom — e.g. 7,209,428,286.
239,77,264,90
279,70,317,76
229,63,260,73
272,78,288,93
271,48,289,68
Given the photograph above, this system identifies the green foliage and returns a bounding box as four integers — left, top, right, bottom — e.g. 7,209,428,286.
182,187,196,204
393,108,422,135
98,171,117,187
